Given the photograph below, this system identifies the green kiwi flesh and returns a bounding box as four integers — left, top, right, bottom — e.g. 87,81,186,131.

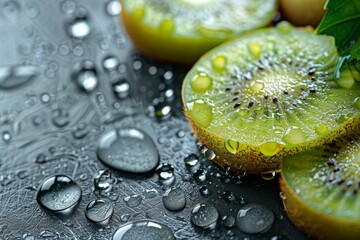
181,23,360,173
120,0,277,64
280,132,360,239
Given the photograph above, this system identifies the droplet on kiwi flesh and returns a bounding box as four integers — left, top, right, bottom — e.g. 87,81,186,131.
281,132,360,236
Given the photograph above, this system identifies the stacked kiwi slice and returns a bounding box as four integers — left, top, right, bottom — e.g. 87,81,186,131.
280,133,360,239
120,0,277,64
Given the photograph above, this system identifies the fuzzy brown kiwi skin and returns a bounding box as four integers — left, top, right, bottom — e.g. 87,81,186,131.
183,101,360,174
279,175,360,240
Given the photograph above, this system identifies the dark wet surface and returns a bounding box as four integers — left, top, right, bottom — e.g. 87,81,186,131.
0,0,307,239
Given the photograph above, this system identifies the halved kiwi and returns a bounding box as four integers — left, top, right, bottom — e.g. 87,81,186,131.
280,133,360,239
120,0,277,65
181,23,360,174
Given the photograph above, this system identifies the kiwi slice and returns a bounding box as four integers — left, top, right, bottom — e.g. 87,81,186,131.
181,23,360,174
120,0,277,65
280,133,360,239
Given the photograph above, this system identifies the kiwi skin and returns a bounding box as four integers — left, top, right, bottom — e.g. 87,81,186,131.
120,4,225,65
279,175,360,240
184,106,360,174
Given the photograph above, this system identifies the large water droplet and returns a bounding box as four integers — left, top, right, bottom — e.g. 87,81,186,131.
106,0,122,15
0,65,38,89
112,79,130,99
36,175,82,213
85,199,114,225
72,60,98,92
112,220,175,240
191,203,219,229
124,195,142,207
162,187,186,211
236,203,274,234
97,128,159,174
282,127,306,145
68,16,91,39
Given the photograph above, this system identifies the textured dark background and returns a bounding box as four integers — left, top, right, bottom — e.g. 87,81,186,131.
0,0,307,239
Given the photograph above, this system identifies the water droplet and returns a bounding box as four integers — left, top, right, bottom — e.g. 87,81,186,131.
188,101,213,128
184,154,199,167
40,93,51,103
36,175,82,213
144,188,158,199
163,71,173,81
223,190,236,202
224,138,239,154
61,0,76,14
97,128,159,174
190,74,212,93
282,127,306,145
199,145,208,154
72,123,89,139
121,214,130,222
112,220,175,240
156,163,174,181
248,42,261,58
94,170,115,192
260,170,276,181
204,149,216,160
212,55,226,71
1,0,21,22
236,203,274,234
72,60,98,92
162,187,186,211
73,45,84,56
35,153,47,164
315,123,328,135
336,113,352,123
222,215,236,228
2,131,11,142
354,97,360,109
193,169,207,183
85,199,114,225
106,0,121,15
191,203,219,229
52,109,70,128
112,79,130,99
259,142,280,156
132,60,142,70
199,186,210,197
68,17,91,39
103,56,119,72
25,2,40,19
150,99,172,119
0,65,38,89
124,194,142,207
22,233,35,240
160,88,175,102
118,63,127,73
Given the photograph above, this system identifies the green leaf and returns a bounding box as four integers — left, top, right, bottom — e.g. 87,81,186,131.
316,0,360,78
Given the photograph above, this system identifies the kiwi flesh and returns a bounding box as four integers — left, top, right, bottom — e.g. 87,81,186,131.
181,23,360,174
280,132,360,239
120,0,277,65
